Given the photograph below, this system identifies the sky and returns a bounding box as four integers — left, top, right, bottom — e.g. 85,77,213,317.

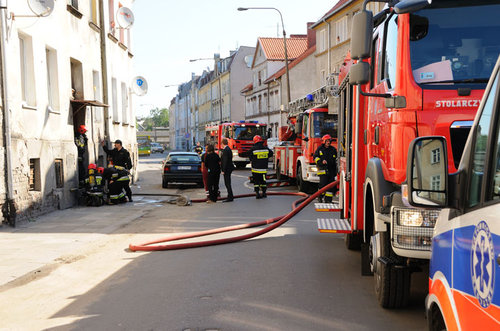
131,0,335,118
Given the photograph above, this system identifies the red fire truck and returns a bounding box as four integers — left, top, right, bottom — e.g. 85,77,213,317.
205,121,267,168
319,0,500,308
274,87,338,192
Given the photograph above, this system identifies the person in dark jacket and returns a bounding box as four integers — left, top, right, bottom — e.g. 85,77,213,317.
101,139,133,170
220,138,234,202
102,166,127,204
204,144,221,203
245,135,273,199
313,134,338,203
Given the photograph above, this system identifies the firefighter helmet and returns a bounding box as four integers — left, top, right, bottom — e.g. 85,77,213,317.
78,125,87,134
253,135,263,143
88,163,97,170
97,167,104,174
322,134,332,142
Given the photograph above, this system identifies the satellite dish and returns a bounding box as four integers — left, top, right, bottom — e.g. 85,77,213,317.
132,76,148,96
27,0,55,17
244,55,253,68
116,7,134,29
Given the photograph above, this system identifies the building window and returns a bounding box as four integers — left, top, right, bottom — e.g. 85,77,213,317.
258,95,262,113
431,175,441,191
112,78,119,123
108,0,115,35
46,47,60,112
55,159,64,188
336,16,348,44
29,158,41,191
318,28,327,52
19,34,36,107
431,148,441,164
92,70,102,122
121,82,129,124
90,0,98,24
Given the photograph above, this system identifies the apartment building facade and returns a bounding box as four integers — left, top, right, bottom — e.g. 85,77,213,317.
0,0,137,225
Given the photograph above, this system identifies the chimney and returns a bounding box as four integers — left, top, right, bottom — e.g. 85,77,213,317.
307,22,316,48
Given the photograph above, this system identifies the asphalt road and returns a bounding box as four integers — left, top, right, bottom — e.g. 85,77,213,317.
2,152,428,330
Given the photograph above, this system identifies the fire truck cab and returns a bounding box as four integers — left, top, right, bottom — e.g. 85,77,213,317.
205,121,267,168
407,55,500,330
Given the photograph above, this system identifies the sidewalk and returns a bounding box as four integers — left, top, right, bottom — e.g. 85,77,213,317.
0,195,168,289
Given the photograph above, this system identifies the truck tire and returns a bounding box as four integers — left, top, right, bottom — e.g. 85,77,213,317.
276,161,282,181
345,233,362,250
373,231,411,308
234,162,247,169
162,178,169,188
297,164,308,193
366,186,410,308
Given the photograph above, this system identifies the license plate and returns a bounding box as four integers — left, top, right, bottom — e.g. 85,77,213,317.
178,166,191,170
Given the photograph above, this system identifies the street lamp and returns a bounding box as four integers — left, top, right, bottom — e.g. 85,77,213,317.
237,7,291,106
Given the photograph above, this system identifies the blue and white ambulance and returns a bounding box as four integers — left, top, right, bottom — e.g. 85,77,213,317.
406,55,500,330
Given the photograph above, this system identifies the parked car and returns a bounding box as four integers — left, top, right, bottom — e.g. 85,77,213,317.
407,55,500,330
151,142,164,154
162,152,203,188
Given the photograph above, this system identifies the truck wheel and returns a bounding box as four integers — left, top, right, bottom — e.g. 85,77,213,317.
162,178,169,188
372,231,410,308
345,233,362,250
297,164,308,192
276,161,283,181
428,304,446,331
234,162,247,169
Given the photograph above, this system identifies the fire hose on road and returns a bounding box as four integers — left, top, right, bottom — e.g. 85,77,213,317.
128,180,339,252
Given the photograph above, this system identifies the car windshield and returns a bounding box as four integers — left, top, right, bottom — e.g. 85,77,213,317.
410,2,500,85
312,113,337,138
169,155,200,163
234,126,267,140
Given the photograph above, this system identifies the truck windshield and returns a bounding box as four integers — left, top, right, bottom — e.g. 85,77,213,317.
234,126,267,140
410,2,500,85
312,113,337,138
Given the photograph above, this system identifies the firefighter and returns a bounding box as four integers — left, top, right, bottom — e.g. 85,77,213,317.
313,134,337,203
102,166,127,204
75,124,88,185
246,135,273,199
194,142,203,155
114,165,133,202
84,164,104,206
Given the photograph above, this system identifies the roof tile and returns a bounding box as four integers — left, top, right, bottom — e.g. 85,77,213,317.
259,37,308,61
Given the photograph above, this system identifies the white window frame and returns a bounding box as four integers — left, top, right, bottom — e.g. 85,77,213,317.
431,148,441,164
121,82,129,124
46,47,60,112
19,34,36,108
112,78,119,123
431,174,441,191
335,16,348,44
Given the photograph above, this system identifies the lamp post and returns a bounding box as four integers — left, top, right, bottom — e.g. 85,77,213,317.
237,7,291,106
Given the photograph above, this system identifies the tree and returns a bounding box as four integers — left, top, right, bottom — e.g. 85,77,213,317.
142,107,169,131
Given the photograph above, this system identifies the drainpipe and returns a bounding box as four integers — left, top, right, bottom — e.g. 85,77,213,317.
99,0,109,139
0,0,16,226
322,18,331,74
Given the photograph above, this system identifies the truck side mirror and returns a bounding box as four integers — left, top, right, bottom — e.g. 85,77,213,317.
295,114,304,136
407,136,448,208
349,61,370,85
351,10,373,60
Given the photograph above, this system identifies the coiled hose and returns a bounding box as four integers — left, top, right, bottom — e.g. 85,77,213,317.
129,180,338,252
